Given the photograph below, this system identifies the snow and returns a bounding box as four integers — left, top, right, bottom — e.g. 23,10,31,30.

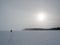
0,30,60,45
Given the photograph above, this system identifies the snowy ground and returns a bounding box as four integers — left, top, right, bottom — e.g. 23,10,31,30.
0,30,60,45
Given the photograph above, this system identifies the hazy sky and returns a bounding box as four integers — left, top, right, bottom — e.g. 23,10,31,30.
0,0,60,30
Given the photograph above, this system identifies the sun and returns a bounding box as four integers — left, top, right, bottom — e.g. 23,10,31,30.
37,12,46,21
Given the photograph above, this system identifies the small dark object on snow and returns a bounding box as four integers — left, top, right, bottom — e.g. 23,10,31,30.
10,29,12,32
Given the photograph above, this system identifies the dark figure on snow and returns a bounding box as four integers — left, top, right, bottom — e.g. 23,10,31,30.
10,29,12,32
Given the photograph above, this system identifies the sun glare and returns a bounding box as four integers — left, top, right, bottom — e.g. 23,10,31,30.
37,12,46,21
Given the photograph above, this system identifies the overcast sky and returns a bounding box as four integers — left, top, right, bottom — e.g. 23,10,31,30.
0,0,60,30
